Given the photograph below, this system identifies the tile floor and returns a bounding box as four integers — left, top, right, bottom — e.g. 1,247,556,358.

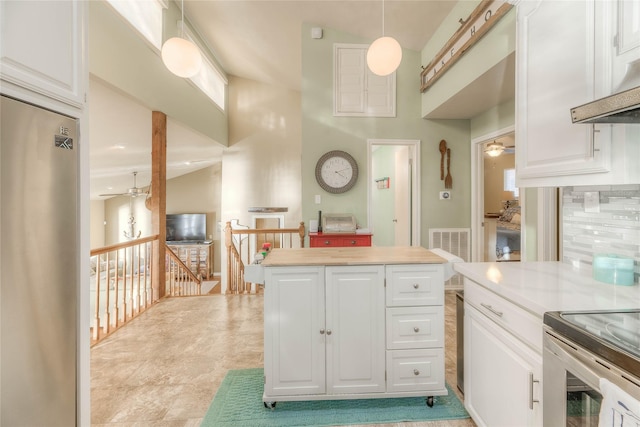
91,290,476,426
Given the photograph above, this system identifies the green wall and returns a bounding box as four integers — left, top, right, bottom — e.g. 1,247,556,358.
301,23,471,248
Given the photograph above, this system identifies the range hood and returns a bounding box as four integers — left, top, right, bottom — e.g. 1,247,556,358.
571,59,640,124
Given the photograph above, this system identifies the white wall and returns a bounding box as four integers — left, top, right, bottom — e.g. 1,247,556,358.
90,200,105,249
221,75,302,292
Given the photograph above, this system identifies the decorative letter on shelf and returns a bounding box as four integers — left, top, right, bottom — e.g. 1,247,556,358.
420,0,513,93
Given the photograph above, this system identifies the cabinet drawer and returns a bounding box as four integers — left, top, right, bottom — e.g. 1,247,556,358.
309,234,371,247
386,306,444,349
386,349,445,392
386,265,444,307
464,278,543,352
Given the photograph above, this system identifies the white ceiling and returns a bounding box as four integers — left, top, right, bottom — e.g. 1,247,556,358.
185,1,458,91
90,0,514,200
89,77,223,200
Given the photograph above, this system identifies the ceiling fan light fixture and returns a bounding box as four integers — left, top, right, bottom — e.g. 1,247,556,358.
485,142,505,157
367,36,403,76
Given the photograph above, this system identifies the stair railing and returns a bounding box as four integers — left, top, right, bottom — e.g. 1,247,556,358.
90,236,156,344
224,221,305,294
165,244,202,296
90,236,204,346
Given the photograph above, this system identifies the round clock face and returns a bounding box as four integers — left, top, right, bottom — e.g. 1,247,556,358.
315,150,358,194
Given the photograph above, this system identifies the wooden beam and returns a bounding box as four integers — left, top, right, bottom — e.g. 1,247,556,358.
151,111,167,299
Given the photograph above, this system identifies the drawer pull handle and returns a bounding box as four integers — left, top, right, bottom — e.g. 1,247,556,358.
324,241,330,245
529,372,540,409
413,327,420,333
413,283,420,289
413,369,420,376
320,329,325,335
326,329,332,335
350,240,356,245
481,303,503,317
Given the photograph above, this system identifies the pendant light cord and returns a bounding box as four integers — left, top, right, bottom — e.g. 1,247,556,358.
382,0,385,36
181,0,185,38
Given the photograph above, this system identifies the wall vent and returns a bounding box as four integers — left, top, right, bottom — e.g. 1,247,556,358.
429,228,470,290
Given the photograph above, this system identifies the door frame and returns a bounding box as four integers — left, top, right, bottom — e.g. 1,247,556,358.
470,125,518,262
367,139,421,246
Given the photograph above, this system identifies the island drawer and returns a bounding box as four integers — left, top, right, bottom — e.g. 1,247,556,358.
386,348,445,392
464,278,542,352
386,264,444,307
386,306,444,349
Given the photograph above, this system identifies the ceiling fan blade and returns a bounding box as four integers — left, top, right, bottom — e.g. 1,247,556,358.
98,192,128,197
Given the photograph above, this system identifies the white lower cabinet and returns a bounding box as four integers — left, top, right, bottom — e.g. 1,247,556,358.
464,279,542,427
263,263,446,405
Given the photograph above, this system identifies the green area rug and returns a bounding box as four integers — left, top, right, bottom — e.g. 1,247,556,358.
201,368,469,427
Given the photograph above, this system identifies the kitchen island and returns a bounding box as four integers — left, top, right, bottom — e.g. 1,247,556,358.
260,246,449,408
454,261,640,427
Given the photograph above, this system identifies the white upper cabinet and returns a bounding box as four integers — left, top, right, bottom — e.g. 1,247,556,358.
516,0,640,187
612,1,640,91
0,1,86,109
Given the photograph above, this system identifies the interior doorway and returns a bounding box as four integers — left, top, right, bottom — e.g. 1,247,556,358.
367,139,421,247
471,126,523,262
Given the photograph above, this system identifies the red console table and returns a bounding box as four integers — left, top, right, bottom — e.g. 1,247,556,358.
309,232,372,248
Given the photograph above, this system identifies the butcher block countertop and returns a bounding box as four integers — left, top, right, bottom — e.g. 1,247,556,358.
260,246,447,267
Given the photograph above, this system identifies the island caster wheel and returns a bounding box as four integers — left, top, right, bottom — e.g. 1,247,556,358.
263,401,277,410
426,396,434,407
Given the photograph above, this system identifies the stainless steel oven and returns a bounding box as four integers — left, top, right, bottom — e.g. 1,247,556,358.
543,310,640,426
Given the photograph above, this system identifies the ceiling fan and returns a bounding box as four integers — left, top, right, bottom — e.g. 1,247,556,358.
99,171,147,198
484,141,516,157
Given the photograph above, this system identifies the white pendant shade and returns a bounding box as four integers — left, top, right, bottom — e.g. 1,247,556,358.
366,36,402,76
161,37,202,78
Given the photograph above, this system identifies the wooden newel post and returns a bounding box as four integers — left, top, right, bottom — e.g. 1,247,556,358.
298,221,305,248
225,221,232,294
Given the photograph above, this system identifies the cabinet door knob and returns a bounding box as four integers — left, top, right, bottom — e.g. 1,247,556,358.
413,283,420,289
326,329,332,335
413,369,420,376
413,327,420,333
320,329,325,335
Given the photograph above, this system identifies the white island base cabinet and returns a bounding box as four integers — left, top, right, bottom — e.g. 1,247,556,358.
263,263,447,407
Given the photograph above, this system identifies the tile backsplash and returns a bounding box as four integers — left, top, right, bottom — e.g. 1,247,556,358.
562,185,640,284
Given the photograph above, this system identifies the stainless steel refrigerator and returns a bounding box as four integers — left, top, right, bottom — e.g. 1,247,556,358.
1,94,78,425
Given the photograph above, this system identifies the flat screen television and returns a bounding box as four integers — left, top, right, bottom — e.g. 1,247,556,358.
166,213,207,243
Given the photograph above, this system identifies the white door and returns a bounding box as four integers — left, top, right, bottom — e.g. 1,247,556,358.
325,265,386,394
368,139,420,247
394,146,411,245
264,266,326,396
464,303,542,427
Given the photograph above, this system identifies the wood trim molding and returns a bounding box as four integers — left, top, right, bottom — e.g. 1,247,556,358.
420,0,513,93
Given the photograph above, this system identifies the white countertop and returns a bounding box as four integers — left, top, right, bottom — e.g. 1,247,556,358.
454,261,640,318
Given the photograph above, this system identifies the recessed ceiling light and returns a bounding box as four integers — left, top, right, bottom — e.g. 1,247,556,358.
111,144,126,150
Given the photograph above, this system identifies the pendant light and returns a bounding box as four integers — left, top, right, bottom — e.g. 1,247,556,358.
161,0,202,78
366,0,402,76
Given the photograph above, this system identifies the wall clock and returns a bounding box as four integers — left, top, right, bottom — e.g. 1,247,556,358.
315,150,358,194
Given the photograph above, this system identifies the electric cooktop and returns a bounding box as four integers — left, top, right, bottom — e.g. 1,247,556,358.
544,309,640,375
